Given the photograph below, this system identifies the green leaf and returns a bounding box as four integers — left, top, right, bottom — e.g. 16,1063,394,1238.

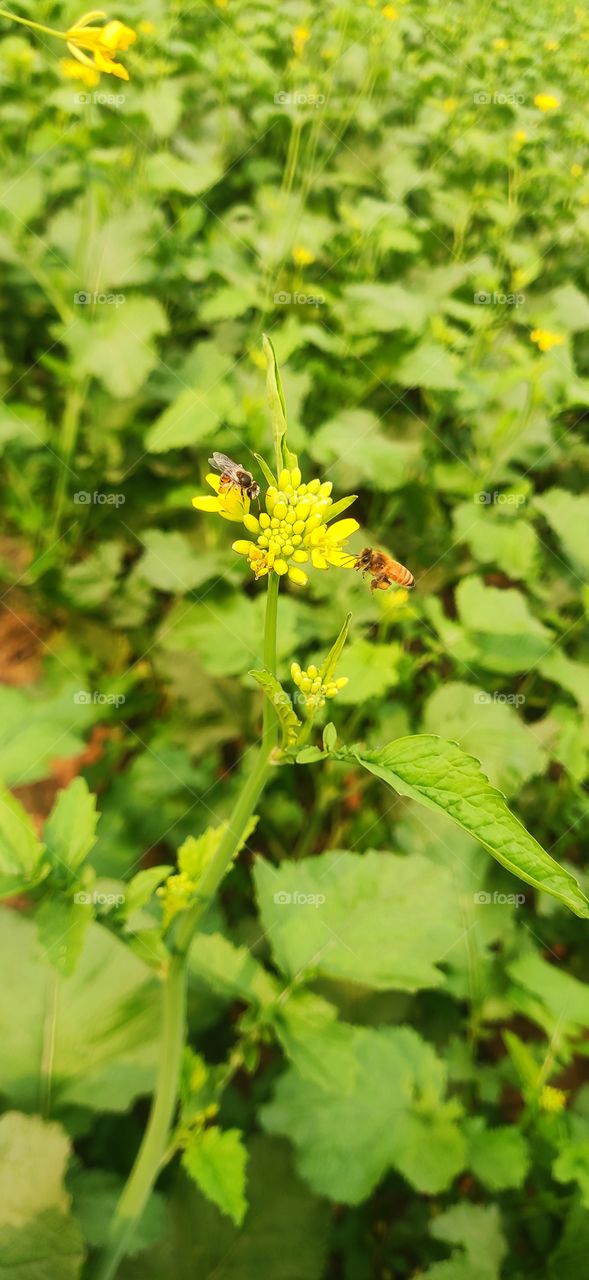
249,669,301,746
136,531,222,592
0,1111,84,1280
145,370,235,452
429,1204,506,1280
122,865,173,918
0,908,158,1114
452,501,538,578
311,409,414,493
64,298,168,398
36,896,93,976
263,334,287,470
553,1143,589,1207
466,1119,530,1190
118,1137,329,1280
252,453,277,489
271,990,359,1092
262,1025,465,1202
146,148,223,196
188,931,278,1006
182,1127,248,1226
535,487,589,575
319,612,351,685
44,778,99,875
342,736,589,918
394,340,460,390
0,786,45,897
455,577,552,674
255,848,463,991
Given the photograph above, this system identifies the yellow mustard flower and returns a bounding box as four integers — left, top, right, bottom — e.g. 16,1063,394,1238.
292,245,315,267
544,39,560,50
291,661,348,711
539,1085,567,1113
513,129,528,145
492,37,508,49
306,518,360,569
571,162,583,178
60,55,100,86
231,467,358,587
66,14,136,81
534,92,560,112
530,328,564,352
382,4,399,19
292,25,310,58
441,97,458,113
192,472,250,523
138,19,156,33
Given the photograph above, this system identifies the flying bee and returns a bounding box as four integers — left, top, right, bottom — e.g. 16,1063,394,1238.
355,546,415,591
208,452,260,503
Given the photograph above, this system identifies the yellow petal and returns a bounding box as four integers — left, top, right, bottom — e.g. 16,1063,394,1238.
243,513,260,533
328,518,360,541
232,540,254,556
311,549,328,569
192,495,220,512
288,566,308,586
273,559,289,575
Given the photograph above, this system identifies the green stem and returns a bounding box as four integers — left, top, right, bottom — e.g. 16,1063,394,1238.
92,575,279,1280
0,8,68,38
49,379,89,547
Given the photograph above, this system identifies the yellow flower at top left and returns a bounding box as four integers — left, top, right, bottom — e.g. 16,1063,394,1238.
66,14,136,81
192,473,250,523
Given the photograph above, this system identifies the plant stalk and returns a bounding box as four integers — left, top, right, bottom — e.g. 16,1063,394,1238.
93,574,279,1280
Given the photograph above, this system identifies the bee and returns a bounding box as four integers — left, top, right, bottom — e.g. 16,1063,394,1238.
355,546,415,591
208,452,260,503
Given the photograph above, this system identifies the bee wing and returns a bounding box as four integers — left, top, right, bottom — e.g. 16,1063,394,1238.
208,452,238,474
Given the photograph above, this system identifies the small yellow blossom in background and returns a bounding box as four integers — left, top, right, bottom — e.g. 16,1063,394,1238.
231,467,359,587
534,93,560,112
292,245,315,267
544,39,560,51
381,4,399,20
492,37,508,49
539,1085,567,1113
292,25,310,58
513,129,528,145
441,97,458,113
291,662,348,711
380,586,410,615
192,472,250,523
66,14,136,81
60,55,100,86
138,19,156,34
530,328,565,352
571,163,583,178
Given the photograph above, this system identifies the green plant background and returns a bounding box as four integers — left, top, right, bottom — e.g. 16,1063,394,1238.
1,0,589,1275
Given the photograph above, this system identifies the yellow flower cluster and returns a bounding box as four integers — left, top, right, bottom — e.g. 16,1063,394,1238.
530,328,564,352
539,1084,567,1113
292,25,310,58
231,467,359,587
291,661,348,710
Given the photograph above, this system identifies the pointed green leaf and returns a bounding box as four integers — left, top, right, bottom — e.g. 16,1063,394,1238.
0,787,45,898
182,1127,248,1226
262,334,287,471
44,778,99,875
249,669,301,747
340,735,589,918
319,613,351,685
